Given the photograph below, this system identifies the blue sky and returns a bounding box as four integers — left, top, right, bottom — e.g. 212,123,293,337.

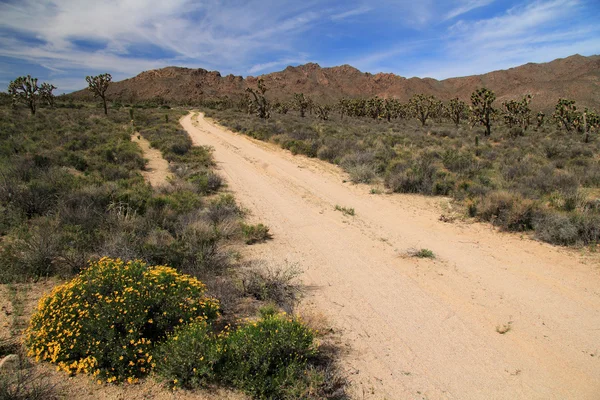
0,0,599,93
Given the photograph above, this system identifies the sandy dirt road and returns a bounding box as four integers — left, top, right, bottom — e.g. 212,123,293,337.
181,112,600,400
131,133,171,187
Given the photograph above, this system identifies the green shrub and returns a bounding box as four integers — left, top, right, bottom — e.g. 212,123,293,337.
413,248,435,258
26,258,219,383
241,223,271,244
347,164,376,184
220,314,317,399
334,205,355,216
155,321,222,389
534,212,579,245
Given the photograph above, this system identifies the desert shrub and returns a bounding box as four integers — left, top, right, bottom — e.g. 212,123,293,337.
334,205,355,216
188,171,223,194
477,191,538,231
0,358,61,400
220,314,317,399
317,146,338,162
155,321,222,389
204,194,242,225
26,258,219,383
442,149,477,177
570,212,600,244
385,156,439,195
347,164,376,184
411,248,435,258
241,223,271,244
240,262,303,310
534,212,579,245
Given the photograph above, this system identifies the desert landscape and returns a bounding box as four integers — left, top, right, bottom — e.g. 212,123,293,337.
1,1,600,399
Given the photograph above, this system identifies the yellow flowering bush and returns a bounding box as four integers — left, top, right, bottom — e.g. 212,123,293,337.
26,257,219,383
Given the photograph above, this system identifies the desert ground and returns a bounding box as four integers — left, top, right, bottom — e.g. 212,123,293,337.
179,112,600,400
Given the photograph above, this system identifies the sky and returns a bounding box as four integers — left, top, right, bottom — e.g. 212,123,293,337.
0,0,599,93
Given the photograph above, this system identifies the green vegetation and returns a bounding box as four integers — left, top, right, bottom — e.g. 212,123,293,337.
241,223,272,244
334,205,355,216
470,87,496,136
23,257,341,398
26,258,220,383
86,73,112,115
0,105,232,283
219,313,317,398
246,78,270,119
157,310,343,399
1,89,346,398
205,88,600,247
7,75,56,115
240,262,303,310
412,248,435,259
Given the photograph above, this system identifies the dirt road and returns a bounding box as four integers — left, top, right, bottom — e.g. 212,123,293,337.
181,112,600,400
131,133,171,187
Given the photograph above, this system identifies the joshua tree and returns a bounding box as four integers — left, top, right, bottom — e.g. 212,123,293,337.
346,98,367,118
8,75,40,114
238,92,252,114
581,108,599,143
86,73,112,115
536,111,545,130
39,82,57,107
366,96,384,119
293,93,311,118
315,104,331,120
552,98,580,132
382,98,402,122
273,101,291,114
470,88,496,136
408,94,440,126
502,94,532,130
446,98,468,127
337,98,349,119
245,78,270,119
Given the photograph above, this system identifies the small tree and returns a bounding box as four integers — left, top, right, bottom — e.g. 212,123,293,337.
86,73,112,115
582,109,599,143
470,88,496,136
536,111,545,130
446,98,468,127
337,98,349,119
293,93,311,118
366,96,384,119
552,98,580,132
273,101,290,114
245,78,270,119
39,82,57,107
502,94,532,130
315,104,331,120
383,98,402,122
8,75,39,114
408,94,440,126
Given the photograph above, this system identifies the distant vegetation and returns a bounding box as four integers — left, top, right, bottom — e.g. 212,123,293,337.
204,83,600,247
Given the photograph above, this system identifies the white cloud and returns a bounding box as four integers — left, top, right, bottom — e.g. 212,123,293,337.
0,0,597,88
331,6,372,20
0,0,333,79
248,55,310,74
444,0,495,20
411,0,599,78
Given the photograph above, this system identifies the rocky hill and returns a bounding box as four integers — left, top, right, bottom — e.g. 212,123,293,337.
70,54,600,111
